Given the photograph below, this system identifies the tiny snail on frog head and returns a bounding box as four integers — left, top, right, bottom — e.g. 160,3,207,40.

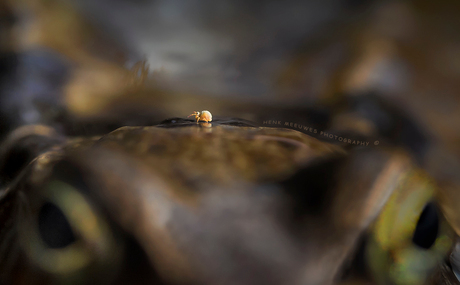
188,110,212,123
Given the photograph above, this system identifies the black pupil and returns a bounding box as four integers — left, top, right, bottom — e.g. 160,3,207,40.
38,202,76,248
412,202,439,250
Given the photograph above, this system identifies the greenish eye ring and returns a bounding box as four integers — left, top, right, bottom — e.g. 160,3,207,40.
366,170,454,285
19,180,122,281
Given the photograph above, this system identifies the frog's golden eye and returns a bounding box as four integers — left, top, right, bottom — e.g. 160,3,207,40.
19,180,123,283
366,170,454,285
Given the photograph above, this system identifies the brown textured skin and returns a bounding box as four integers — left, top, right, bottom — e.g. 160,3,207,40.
98,124,343,186
0,121,345,284
13,121,415,285
0,121,457,285
68,123,423,285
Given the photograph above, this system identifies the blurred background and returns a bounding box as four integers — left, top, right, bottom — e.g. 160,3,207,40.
1,0,460,150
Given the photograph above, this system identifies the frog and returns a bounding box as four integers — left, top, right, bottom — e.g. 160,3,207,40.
0,118,457,285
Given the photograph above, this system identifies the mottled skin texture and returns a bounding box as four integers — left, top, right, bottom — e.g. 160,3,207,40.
0,120,345,285
0,120,456,285
100,123,341,187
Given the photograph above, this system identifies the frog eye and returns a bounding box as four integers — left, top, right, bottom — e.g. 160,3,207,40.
19,180,123,283
366,170,454,285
